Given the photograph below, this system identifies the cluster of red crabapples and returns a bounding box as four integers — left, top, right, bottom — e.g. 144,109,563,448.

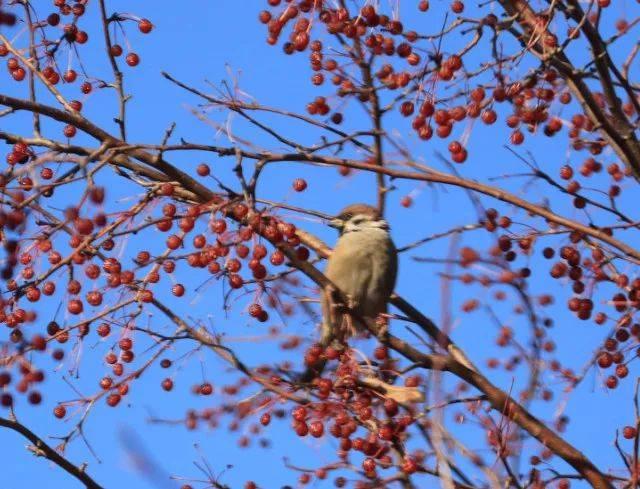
249,347,425,482
256,0,640,181
464,204,640,391
0,147,321,410
0,0,152,120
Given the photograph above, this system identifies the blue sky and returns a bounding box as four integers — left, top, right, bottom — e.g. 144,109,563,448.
1,1,640,488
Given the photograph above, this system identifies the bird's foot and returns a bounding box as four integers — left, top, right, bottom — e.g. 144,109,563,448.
343,313,358,339
373,314,389,339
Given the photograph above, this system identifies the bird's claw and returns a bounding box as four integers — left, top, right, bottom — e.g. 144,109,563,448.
374,314,389,339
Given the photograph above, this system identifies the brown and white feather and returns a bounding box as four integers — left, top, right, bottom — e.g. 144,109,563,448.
320,204,397,346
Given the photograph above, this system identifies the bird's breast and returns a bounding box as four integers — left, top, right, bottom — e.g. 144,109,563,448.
325,229,397,318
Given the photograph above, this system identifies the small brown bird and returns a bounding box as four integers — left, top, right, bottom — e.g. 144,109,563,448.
301,204,424,403
320,203,398,348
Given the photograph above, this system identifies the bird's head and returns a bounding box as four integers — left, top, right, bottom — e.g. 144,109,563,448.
329,203,389,235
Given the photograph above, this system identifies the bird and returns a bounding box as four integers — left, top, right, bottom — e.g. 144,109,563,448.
300,204,424,403
320,203,398,348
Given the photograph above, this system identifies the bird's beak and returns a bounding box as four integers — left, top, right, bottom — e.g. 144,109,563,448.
328,218,344,230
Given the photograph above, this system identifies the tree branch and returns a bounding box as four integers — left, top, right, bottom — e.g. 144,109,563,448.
0,416,104,489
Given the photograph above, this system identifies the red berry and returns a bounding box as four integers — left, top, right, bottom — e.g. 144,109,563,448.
161,378,174,391
292,406,307,422
53,405,66,419
402,458,418,474
211,219,227,234
373,346,388,360
510,130,524,145
248,303,263,317
96,323,111,337
63,124,77,138
28,391,42,405
138,19,153,33
12,67,26,81
451,0,464,12
47,13,60,26
1,393,13,407
63,69,77,83
481,109,497,124
309,421,324,438
623,426,637,439
294,421,308,436
196,163,210,176
448,141,463,153
400,101,414,116
229,274,243,289
67,299,83,314
167,234,182,249
362,458,376,472
270,250,285,266
293,178,307,192
560,165,573,180
106,393,121,407
451,148,468,163
126,53,140,67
